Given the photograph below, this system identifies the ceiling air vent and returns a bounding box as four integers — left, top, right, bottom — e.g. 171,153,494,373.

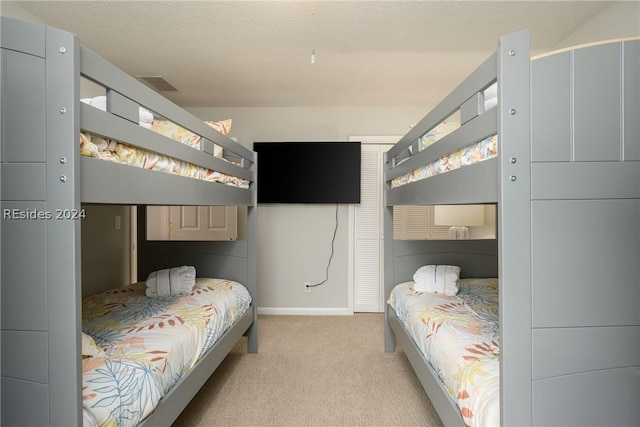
137,76,178,92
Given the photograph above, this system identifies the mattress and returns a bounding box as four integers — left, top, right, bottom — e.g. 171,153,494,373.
391,135,497,188
79,96,248,188
81,278,252,427
80,132,250,188
388,278,500,427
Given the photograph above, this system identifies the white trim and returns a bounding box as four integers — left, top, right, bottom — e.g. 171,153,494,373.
258,307,353,316
347,204,355,314
351,135,402,144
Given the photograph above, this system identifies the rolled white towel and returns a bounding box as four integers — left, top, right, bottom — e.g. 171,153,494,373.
145,265,196,298
413,265,461,296
138,107,154,125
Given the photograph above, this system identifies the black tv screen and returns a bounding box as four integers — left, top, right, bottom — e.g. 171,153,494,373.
253,141,361,204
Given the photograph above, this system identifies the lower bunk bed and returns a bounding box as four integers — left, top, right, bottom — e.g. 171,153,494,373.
384,240,499,427
81,275,253,427
389,277,499,427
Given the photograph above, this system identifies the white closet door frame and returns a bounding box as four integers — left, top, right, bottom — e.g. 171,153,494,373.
349,136,400,313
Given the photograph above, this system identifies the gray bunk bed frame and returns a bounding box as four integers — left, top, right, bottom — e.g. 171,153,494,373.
1,17,258,426
383,30,639,426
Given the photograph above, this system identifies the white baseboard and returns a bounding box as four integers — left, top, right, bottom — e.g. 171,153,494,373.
257,307,353,316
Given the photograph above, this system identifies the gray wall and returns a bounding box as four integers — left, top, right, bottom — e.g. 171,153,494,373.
187,106,428,312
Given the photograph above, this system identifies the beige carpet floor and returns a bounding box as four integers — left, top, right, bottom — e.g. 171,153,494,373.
172,314,443,427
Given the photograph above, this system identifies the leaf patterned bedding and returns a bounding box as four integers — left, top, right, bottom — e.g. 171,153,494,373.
79,132,250,188
388,278,499,427
149,119,232,152
81,278,252,427
390,136,497,188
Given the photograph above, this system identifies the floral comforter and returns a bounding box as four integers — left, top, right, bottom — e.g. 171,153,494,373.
391,136,497,188
388,278,500,427
80,132,249,189
82,278,252,427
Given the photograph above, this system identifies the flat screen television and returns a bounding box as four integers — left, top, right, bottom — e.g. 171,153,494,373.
253,141,361,204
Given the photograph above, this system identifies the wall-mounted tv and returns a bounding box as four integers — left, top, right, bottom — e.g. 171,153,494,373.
253,141,361,204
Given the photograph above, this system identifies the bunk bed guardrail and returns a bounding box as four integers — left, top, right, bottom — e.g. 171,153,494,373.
79,44,256,206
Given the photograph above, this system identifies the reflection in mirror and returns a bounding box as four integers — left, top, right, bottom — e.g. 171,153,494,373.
393,204,496,240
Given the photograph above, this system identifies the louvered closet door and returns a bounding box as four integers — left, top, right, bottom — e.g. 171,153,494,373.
354,144,391,312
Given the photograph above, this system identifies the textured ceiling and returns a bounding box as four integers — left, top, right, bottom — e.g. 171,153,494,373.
11,0,614,108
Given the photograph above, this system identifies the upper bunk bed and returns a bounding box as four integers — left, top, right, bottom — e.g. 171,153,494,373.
1,16,258,426
3,17,255,207
383,29,639,426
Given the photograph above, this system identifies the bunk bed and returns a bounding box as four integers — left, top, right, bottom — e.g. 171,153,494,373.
383,30,640,426
1,17,258,426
